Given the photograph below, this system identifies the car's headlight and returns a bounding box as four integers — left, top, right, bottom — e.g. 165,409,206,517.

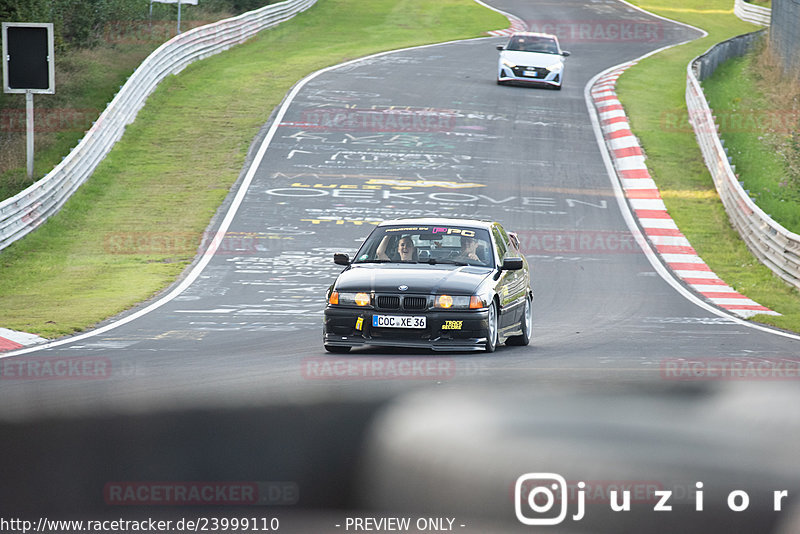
329,291,371,306
434,295,486,309
502,59,516,69
546,61,564,72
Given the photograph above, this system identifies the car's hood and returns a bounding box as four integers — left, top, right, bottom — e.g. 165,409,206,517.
334,264,493,295
500,50,563,68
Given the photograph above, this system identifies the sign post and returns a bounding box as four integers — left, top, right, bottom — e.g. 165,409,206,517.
2,22,55,180
26,91,33,178
149,0,199,35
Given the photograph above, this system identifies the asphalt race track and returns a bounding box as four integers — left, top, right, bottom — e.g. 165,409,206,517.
2,1,800,533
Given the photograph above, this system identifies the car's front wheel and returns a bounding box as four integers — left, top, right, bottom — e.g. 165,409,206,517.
484,301,498,353
324,345,351,354
506,295,532,346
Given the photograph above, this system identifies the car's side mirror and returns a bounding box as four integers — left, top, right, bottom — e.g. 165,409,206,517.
561,51,571,57
501,257,524,271
496,45,505,51
333,253,350,266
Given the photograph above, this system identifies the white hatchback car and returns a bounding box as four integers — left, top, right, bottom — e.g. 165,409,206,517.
496,32,570,89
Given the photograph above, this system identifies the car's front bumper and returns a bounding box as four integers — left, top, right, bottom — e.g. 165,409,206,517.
498,66,562,87
323,306,489,352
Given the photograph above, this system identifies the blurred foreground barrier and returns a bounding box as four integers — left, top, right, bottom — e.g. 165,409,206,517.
0,400,382,518
4,382,800,533
0,0,316,252
360,382,800,533
686,31,800,291
734,0,771,26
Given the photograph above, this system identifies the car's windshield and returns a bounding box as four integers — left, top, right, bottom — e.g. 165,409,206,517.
354,225,494,268
506,35,559,54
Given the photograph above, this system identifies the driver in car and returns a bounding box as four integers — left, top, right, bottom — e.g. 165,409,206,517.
376,235,417,262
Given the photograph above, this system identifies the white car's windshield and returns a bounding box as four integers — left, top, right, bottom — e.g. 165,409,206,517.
506,35,559,54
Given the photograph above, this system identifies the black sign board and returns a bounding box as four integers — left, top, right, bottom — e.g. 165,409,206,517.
2,22,55,94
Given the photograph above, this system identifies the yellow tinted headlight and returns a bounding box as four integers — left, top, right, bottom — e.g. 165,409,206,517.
334,291,372,307
435,295,471,309
436,295,454,308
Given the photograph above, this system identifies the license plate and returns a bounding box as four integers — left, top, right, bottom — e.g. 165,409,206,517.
372,315,426,329
523,70,539,77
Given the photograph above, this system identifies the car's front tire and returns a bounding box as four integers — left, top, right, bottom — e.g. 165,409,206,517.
324,345,351,354
484,301,498,353
507,295,532,346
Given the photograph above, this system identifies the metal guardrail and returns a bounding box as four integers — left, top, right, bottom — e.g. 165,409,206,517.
734,0,771,26
0,0,317,252
687,32,800,291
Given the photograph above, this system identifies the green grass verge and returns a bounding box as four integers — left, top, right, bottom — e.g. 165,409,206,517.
0,0,507,338
701,41,800,234
620,0,800,333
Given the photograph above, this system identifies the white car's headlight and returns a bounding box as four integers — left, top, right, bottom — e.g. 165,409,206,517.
502,59,516,69
546,61,564,72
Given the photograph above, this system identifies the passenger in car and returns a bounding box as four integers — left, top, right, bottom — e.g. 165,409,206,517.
455,236,486,264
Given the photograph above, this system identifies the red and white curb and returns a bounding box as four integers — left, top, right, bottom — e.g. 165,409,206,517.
0,328,47,353
486,12,526,36
591,63,779,319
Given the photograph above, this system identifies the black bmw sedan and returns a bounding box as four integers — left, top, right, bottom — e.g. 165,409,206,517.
323,218,533,353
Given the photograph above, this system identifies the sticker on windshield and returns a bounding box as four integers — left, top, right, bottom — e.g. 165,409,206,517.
432,227,476,237
384,226,430,233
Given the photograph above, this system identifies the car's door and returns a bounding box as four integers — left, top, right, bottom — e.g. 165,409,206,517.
491,224,526,329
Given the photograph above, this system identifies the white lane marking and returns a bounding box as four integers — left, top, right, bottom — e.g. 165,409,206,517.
649,235,692,247
629,198,668,210
674,270,721,280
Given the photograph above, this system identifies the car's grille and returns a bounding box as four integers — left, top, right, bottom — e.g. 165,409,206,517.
403,296,427,310
512,66,548,78
376,295,400,309
375,294,428,311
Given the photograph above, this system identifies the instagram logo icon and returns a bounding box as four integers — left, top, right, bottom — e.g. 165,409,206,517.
515,473,575,525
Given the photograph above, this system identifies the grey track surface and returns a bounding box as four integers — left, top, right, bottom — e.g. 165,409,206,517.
2,1,800,531
1,0,795,413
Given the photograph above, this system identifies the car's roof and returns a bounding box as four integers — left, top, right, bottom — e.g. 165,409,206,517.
509,31,559,41
376,218,496,230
